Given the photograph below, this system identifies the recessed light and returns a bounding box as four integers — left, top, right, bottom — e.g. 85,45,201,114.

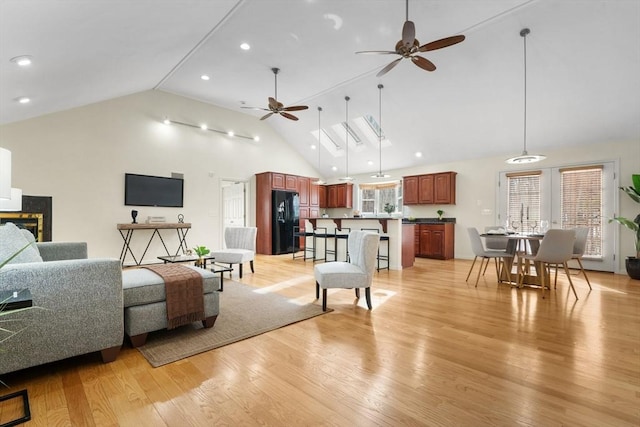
227,131,234,137
253,136,260,142
367,160,374,165
240,42,250,50
200,74,210,81
415,151,423,158
10,55,32,67
163,118,171,125
15,96,30,104
332,166,337,171
311,144,317,150
200,124,207,130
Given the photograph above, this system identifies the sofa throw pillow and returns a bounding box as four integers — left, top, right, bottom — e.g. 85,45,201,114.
0,222,43,265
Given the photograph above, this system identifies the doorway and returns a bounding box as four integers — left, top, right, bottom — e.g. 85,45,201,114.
221,180,247,229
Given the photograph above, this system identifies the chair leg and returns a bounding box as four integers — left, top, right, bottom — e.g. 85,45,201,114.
576,258,592,289
250,260,254,273
315,282,320,299
322,288,328,311
563,262,579,300
482,258,490,275
365,287,372,310
475,257,485,286
239,264,243,278
355,288,360,298
466,257,478,282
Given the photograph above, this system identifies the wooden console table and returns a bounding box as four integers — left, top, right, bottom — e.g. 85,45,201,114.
117,223,191,266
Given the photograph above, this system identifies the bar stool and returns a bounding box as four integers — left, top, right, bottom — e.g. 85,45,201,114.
335,227,350,262
293,225,315,261
313,226,329,262
362,228,389,271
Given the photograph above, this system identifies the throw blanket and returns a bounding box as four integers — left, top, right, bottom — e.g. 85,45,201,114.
143,264,205,329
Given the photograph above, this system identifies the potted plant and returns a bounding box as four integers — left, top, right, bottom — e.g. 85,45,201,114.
192,245,210,267
383,203,395,215
437,209,444,220
609,174,640,279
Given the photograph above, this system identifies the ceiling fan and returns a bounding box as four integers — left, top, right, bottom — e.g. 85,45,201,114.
243,67,308,121
356,0,465,77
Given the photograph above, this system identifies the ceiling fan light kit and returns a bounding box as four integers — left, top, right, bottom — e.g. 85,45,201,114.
372,84,390,178
242,67,308,121
356,0,465,77
506,28,546,165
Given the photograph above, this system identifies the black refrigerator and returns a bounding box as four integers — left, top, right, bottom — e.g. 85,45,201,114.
272,190,300,255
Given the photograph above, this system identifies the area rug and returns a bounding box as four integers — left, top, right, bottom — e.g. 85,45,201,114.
136,281,331,367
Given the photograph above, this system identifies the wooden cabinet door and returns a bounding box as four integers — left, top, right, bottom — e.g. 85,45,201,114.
310,182,319,207
415,226,421,255
418,174,434,204
318,185,327,208
403,176,419,205
327,185,338,208
336,183,353,208
285,175,298,191
419,226,433,256
298,176,310,206
271,173,285,189
434,172,456,204
429,228,446,258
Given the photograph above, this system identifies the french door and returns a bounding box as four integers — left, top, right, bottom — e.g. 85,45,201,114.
498,161,617,272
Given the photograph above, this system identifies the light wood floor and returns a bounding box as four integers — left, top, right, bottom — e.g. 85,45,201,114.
2,255,639,426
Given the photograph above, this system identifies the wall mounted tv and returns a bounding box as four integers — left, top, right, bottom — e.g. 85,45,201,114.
124,173,184,207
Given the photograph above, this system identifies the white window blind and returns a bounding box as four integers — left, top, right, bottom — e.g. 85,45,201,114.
560,166,603,258
506,171,541,233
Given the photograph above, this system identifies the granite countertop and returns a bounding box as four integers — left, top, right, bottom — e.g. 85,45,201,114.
402,217,456,224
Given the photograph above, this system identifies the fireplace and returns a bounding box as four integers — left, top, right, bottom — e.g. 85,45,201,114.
0,195,52,242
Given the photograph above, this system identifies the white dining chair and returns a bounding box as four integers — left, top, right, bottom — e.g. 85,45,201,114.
466,227,514,287
518,229,578,299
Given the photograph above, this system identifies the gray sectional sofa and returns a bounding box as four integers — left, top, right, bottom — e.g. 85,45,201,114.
0,222,123,375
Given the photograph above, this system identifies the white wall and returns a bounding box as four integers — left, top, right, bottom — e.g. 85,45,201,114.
0,90,319,263
345,140,639,273
2,90,638,273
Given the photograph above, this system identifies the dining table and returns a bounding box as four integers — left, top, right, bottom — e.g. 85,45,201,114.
482,232,546,287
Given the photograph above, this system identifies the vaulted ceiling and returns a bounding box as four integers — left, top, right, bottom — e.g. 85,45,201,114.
2,0,639,179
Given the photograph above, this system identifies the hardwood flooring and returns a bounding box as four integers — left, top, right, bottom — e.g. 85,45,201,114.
2,255,639,426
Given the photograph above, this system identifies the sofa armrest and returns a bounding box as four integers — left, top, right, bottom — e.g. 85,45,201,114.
36,242,88,261
0,258,123,375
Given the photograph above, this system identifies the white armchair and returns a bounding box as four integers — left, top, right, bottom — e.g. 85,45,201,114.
210,227,257,278
313,230,380,311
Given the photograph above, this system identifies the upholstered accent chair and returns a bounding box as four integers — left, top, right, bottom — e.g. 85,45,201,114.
209,226,257,278
313,230,380,311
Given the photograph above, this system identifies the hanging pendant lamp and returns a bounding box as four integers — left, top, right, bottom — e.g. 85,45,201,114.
339,96,353,181
372,84,390,178
506,28,545,164
312,106,325,185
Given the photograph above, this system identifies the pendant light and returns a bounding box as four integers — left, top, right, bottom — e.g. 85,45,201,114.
339,96,353,181
506,28,546,164
312,106,325,185
371,84,390,178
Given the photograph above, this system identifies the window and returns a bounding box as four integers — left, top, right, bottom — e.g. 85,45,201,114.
359,182,401,215
506,171,541,233
560,166,603,258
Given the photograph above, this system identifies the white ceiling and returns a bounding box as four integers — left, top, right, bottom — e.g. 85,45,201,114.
1,0,639,179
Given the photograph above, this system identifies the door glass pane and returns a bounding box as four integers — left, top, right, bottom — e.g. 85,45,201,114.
506,174,540,233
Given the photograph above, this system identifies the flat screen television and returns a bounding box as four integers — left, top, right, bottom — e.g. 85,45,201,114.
124,173,184,207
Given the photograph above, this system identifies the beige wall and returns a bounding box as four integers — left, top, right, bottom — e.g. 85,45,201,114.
1,90,318,263
2,89,638,273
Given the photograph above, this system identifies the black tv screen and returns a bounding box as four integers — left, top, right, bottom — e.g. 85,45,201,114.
124,173,184,207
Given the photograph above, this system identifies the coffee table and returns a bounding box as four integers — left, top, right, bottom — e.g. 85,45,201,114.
210,264,234,291
157,254,216,269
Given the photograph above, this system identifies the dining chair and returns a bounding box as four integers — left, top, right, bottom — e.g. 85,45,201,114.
518,229,578,299
466,227,514,287
568,227,593,290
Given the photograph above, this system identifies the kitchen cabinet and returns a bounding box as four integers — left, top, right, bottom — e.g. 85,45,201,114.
285,175,298,191
324,183,352,208
415,223,454,260
297,176,310,206
403,171,456,205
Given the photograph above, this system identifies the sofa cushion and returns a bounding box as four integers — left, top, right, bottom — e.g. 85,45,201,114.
0,222,43,265
122,265,218,307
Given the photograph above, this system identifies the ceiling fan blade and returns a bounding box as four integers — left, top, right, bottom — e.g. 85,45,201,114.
419,35,465,52
283,105,308,112
376,57,403,77
355,50,397,55
281,112,299,121
411,55,436,72
402,20,415,47
242,106,269,111
268,97,279,110
260,112,274,120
